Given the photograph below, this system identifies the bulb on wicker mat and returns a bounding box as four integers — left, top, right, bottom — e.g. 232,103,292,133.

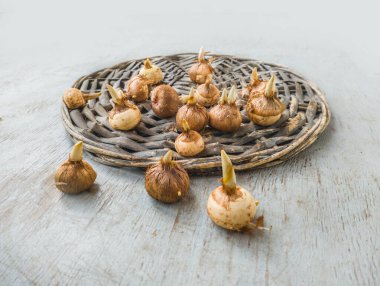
145,150,190,203
63,88,101,109
176,87,209,131
107,84,141,131
139,58,164,84
151,84,179,118
209,86,242,132
55,141,97,194
207,150,260,231
125,75,149,102
240,67,267,100
196,75,220,107
175,119,205,157
245,74,285,126
189,47,214,84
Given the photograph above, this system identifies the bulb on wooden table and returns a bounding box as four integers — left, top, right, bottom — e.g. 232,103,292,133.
63,88,101,109
207,150,258,231
139,58,164,85
107,84,141,131
189,47,214,84
196,75,220,107
175,119,205,157
245,74,285,126
209,86,242,132
176,87,209,131
55,141,97,194
145,150,190,203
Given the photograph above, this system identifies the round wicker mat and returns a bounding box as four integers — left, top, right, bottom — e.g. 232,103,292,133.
61,53,330,173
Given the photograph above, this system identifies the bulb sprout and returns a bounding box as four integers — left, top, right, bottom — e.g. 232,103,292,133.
107,84,123,105
251,67,259,83
82,92,101,101
162,149,173,164
198,47,206,62
265,74,276,98
227,86,237,104
70,141,83,162
144,58,152,69
182,119,191,132
187,87,197,105
221,150,236,192
219,88,228,104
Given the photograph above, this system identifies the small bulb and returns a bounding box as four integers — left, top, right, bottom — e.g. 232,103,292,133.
245,74,285,126
55,141,97,194
189,47,214,84
107,84,141,131
145,150,190,203
176,87,209,131
175,119,205,157
207,150,258,231
139,58,164,85
209,87,242,132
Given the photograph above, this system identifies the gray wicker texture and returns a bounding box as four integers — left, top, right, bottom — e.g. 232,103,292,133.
61,53,330,173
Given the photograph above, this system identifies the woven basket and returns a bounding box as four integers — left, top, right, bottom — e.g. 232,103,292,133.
61,53,330,174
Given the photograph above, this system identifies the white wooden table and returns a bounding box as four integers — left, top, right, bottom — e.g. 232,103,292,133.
1,1,379,285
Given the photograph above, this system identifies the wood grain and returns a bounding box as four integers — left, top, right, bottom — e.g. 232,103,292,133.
0,1,379,285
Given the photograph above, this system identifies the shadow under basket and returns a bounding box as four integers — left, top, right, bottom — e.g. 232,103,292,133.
61,53,331,174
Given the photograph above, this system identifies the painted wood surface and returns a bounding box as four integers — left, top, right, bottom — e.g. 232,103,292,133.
0,1,379,285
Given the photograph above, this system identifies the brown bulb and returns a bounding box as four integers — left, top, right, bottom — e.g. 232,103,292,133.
176,87,209,131
246,74,285,126
240,67,267,100
209,87,242,132
175,120,205,157
151,85,179,118
125,75,149,102
145,150,190,203
55,141,97,194
196,76,220,107
63,88,101,109
189,47,214,84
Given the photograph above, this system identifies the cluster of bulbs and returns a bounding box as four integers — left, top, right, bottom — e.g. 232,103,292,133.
58,48,280,231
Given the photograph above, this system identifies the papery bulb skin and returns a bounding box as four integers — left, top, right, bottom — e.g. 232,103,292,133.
189,47,214,84
209,87,242,132
125,75,149,102
206,150,258,231
209,104,242,132
145,150,190,203
139,58,164,85
207,186,257,230
174,131,205,157
151,85,179,118
107,84,141,131
176,87,208,131
108,105,141,130
246,74,285,126
174,120,205,157
55,141,97,194
240,67,267,100
196,77,220,107
63,88,101,109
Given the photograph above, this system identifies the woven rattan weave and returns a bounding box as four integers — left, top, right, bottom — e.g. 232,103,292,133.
61,53,330,173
